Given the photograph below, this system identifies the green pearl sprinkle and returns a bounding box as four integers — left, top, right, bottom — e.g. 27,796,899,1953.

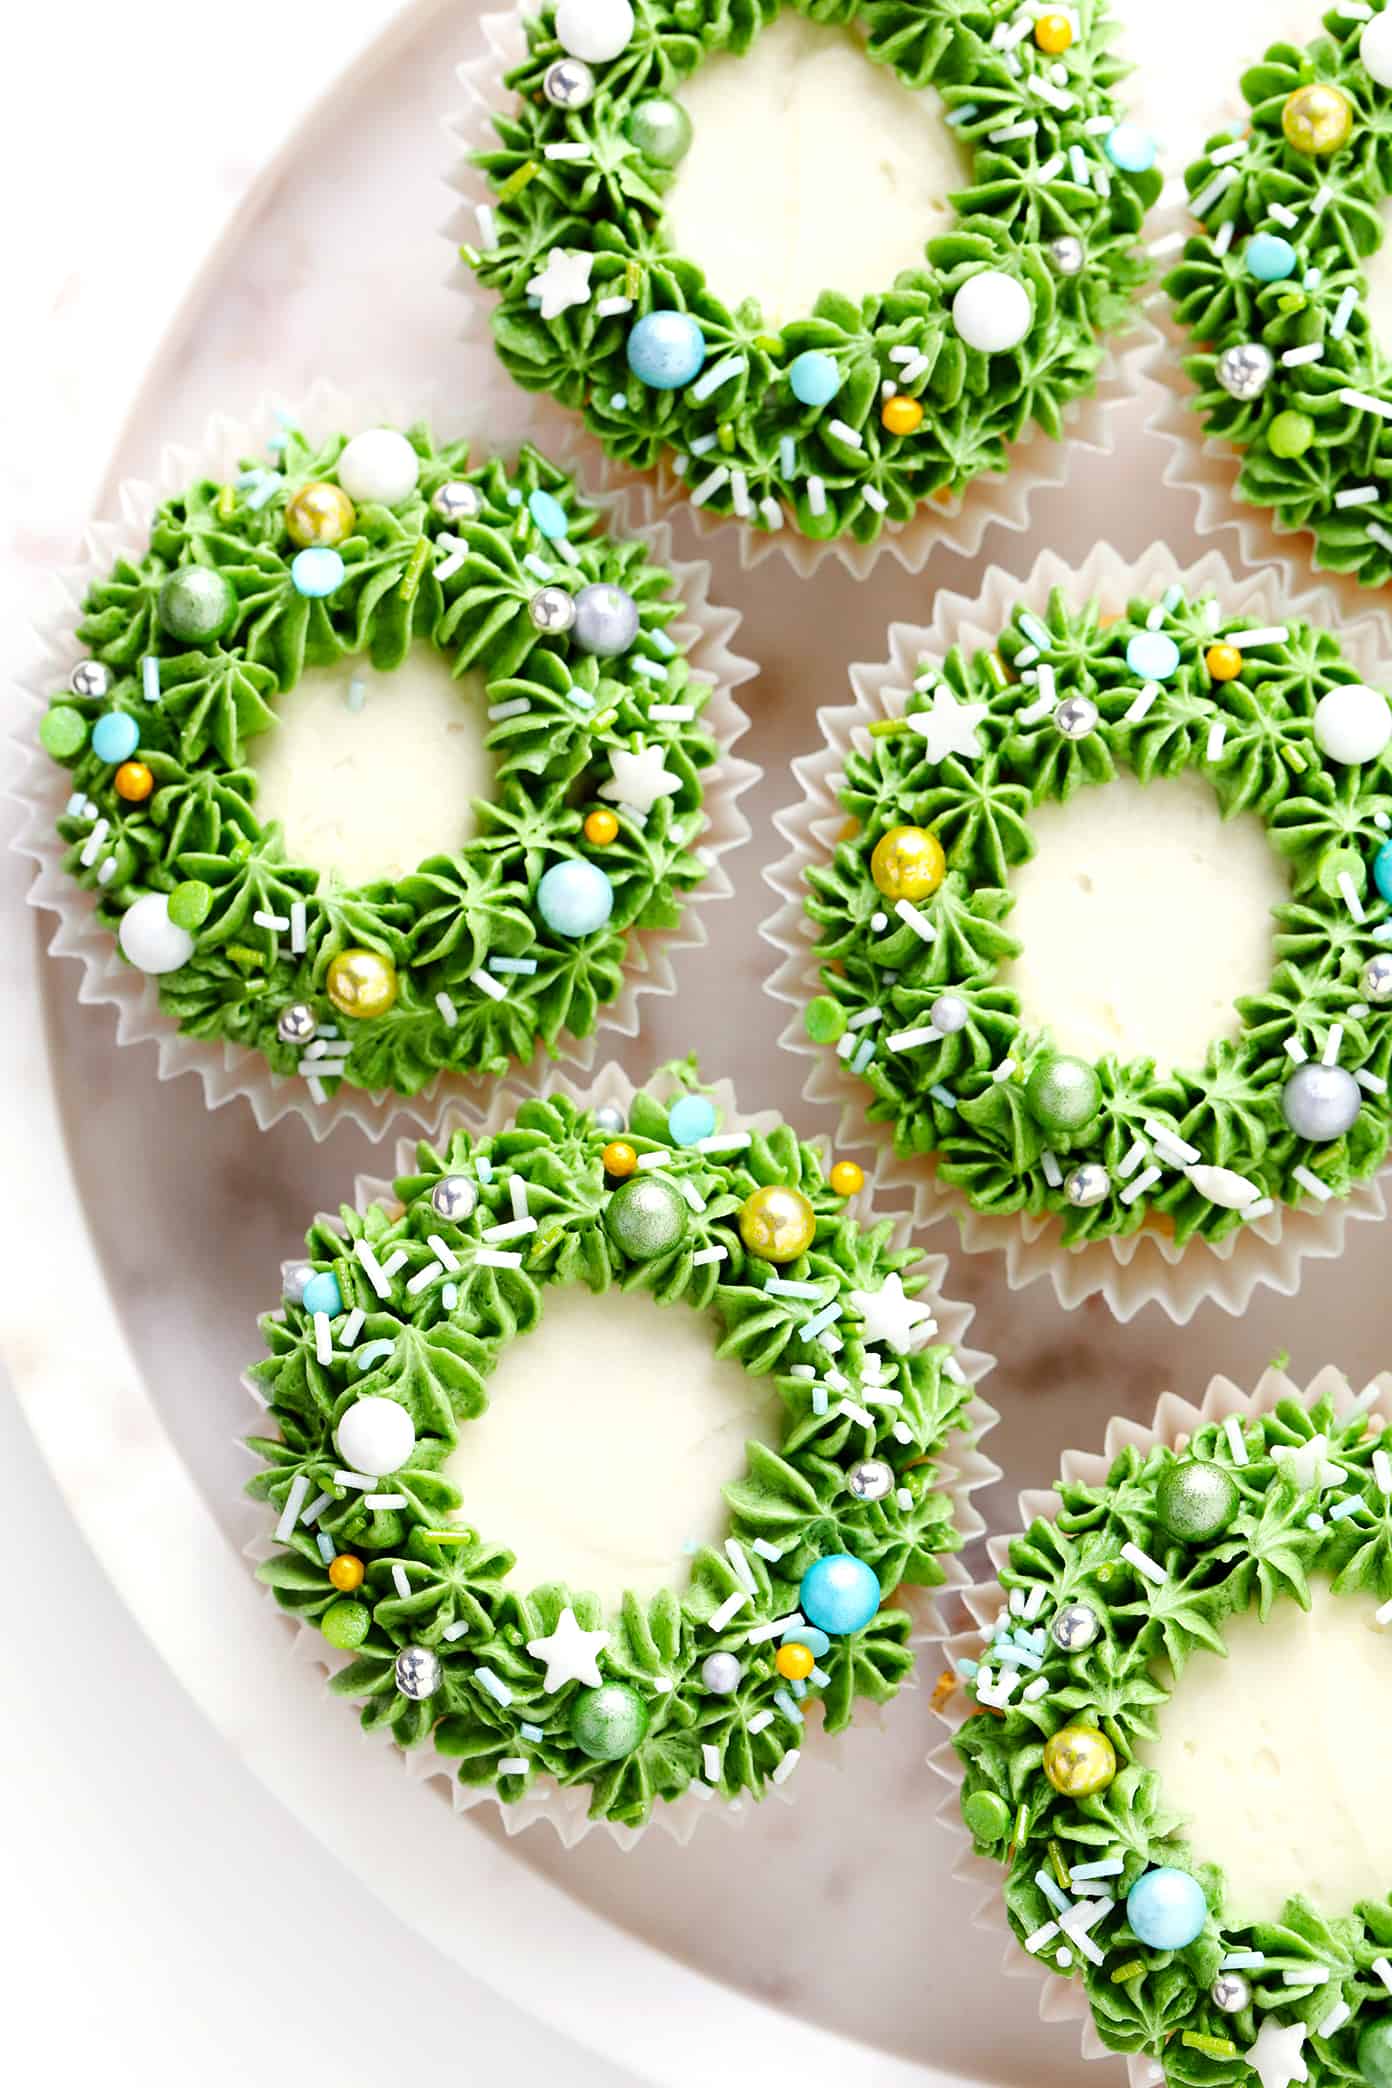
168,880,214,931
321,1600,371,1649
1268,409,1314,459
570,1682,649,1761
806,995,848,1044
626,96,693,167
962,1790,1011,1842
41,706,88,758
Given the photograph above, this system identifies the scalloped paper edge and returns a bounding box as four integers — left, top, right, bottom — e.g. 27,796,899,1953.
760,539,1392,1323
242,1061,1000,1849
9,365,758,1140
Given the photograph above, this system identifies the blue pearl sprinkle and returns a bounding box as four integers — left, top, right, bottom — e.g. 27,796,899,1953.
626,311,706,391
537,858,615,938
667,1094,717,1147
1126,630,1181,682
781,1622,831,1659
301,1271,343,1319
1105,123,1157,173
799,1554,881,1636
291,546,346,598
91,711,140,764
788,350,842,408
1126,1868,1207,1951
1376,838,1392,904
528,489,570,540
1245,233,1298,284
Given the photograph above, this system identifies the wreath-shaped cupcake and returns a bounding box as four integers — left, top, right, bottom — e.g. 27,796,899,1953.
801,585,1392,1247
1166,3,1392,587
468,0,1161,545
36,424,722,1098
952,1387,1392,2088
246,1081,980,1830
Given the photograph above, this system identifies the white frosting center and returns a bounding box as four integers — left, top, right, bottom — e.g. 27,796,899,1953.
1004,772,1286,1077
1140,1580,1392,1924
665,10,966,331
1110,0,1319,170
250,648,492,890
442,1285,783,1614
1362,204,1392,360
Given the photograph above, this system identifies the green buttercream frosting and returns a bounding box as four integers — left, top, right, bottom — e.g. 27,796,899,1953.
472,0,1160,545
1166,3,1392,586
246,1076,977,1827
955,1391,1392,2085
39,428,720,1095
801,586,1392,1245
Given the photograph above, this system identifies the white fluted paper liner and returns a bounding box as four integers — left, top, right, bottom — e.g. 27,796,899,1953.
11,367,756,1141
242,1062,998,1849
444,7,1164,583
927,1363,1392,2087
762,539,1392,1324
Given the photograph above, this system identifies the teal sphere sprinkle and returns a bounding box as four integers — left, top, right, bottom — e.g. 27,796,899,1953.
667,1094,717,1147
527,488,570,540
1154,1460,1239,1543
626,96,693,167
1246,232,1298,284
605,1175,689,1261
1375,837,1392,905
537,858,614,938
1126,1867,1207,1951
291,546,345,599
570,1682,650,1761
1025,1054,1102,1137
1357,2018,1392,2088
626,310,705,391
158,565,237,645
788,351,842,407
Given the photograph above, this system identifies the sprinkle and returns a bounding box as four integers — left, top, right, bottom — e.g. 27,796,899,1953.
338,1308,364,1349
1224,1415,1249,1467
689,354,746,404
827,419,863,451
474,1247,523,1269
1121,1541,1167,1586
1320,2002,1353,2038
1330,1495,1363,1522
1189,165,1237,218
1205,718,1226,761
432,991,460,1030
723,1539,758,1595
773,1689,804,1727
1323,1023,1346,1064
310,1310,334,1365
1071,1859,1124,1880
1024,1923,1060,1956
543,140,590,161
1368,521,1392,556
1343,387,1392,421
806,476,827,517
470,967,507,1004
482,1216,537,1245
893,897,936,942
1283,1966,1330,1987
1268,200,1299,229
352,1340,395,1378
474,201,497,248
142,656,161,704
1373,1958,1392,1996
1284,1035,1309,1064
771,1748,800,1785
1035,1870,1072,1916
701,1742,723,1784
989,118,1039,143
475,1666,513,1707
363,1492,406,1510
1338,873,1366,925
1335,485,1380,509
78,817,110,869
746,1709,775,1736
275,1473,311,1543
709,1590,750,1632
691,1244,728,1267
1375,1449,1392,1496
1293,1165,1333,1202
353,1238,391,1299
1332,285,1360,340
1220,1953,1266,1971
689,464,730,507
1123,681,1159,723
301,1491,334,1527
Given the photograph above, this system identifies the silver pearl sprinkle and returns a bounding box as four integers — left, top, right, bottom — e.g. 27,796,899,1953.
701,1651,743,1695
281,1259,316,1305
431,1174,478,1223
1211,1972,1251,2015
543,55,596,109
1363,954,1392,1004
1055,695,1099,741
593,1103,626,1136
1050,1601,1101,1653
1047,235,1086,277
1216,341,1274,403
70,659,112,700
529,584,577,635
1281,1061,1362,1142
432,480,482,524
277,1001,317,1046
847,1458,895,1503
395,1645,442,1700
572,582,640,657
1064,1162,1109,1208
930,993,969,1035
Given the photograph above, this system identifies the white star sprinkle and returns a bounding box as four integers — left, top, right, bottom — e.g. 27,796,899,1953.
1272,1432,1345,1497
526,1605,609,1692
600,743,682,818
526,247,594,322
846,1273,937,1353
1246,2017,1308,2088
905,685,989,766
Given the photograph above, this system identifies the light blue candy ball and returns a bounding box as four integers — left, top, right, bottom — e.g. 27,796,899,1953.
291,546,346,599
788,350,842,408
528,489,570,540
1126,630,1181,682
301,1271,343,1319
1126,1868,1207,1951
782,1622,831,1659
800,1554,881,1636
92,711,140,764
668,1094,717,1147
1375,838,1392,904
1105,123,1157,173
626,311,706,390
1246,233,1298,284
537,858,615,938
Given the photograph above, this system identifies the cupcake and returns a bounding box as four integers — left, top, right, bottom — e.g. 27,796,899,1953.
765,544,1392,1320
459,0,1161,557
244,1069,995,1843
1164,3,1392,589
935,1364,1392,2088
20,404,752,1134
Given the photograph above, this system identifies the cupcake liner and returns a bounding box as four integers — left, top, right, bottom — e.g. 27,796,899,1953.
11,366,757,1140
445,7,1165,583
927,1361,1392,2087
242,1062,999,1849
762,539,1392,1324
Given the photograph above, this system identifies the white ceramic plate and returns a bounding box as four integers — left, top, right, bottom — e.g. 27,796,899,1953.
9,2,1392,2083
